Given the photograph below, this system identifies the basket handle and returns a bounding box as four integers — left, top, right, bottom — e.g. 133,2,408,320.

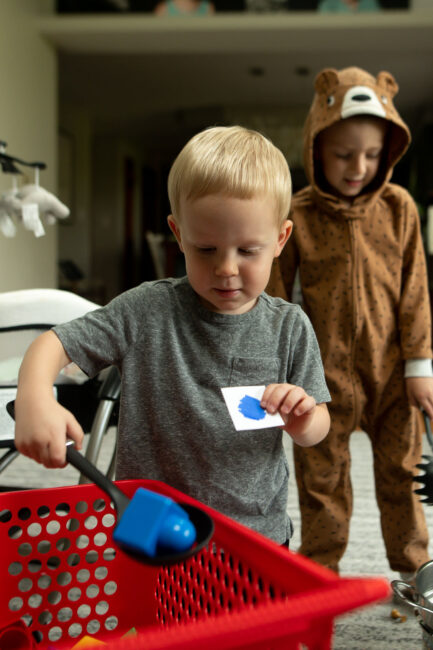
391,579,433,615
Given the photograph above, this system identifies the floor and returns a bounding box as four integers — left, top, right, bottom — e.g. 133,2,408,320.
284,432,433,649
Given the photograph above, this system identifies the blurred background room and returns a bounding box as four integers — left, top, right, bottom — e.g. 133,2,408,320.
0,0,432,304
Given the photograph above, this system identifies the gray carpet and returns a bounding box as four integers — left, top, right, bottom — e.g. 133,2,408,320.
285,432,433,650
1,428,432,648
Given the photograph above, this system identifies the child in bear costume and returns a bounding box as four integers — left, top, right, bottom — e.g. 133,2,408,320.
267,66,433,579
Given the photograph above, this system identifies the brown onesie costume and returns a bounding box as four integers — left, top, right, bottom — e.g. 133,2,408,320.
267,67,432,573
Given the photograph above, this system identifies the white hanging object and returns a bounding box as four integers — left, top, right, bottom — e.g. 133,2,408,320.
0,210,16,238
0,180,20,237
22,203,44,238
17,184,70,222
0,141,70,237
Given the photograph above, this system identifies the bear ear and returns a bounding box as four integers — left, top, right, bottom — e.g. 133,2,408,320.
314,68,339,95
376,71,399,98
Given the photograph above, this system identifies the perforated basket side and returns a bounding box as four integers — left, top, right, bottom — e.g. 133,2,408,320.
99,577,391,650
0,482,161,648
154,541,289,626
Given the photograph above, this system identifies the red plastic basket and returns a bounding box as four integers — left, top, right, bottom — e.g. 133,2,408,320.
0,479,390,649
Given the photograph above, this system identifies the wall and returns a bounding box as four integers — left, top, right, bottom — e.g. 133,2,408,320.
92,137,144,302
58,106,93,281
86,106,306,302
225,106,305,170
0,0,57,292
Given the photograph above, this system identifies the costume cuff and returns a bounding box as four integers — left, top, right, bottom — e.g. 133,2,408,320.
404,358,433,378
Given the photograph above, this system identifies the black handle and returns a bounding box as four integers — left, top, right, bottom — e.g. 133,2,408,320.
6,400,15,420
0,434,130,518
65,443,130,516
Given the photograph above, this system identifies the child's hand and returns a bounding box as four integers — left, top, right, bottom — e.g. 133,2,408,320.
14,393,84,469
260,383,329,446
405,377,433,420
13,330,82,469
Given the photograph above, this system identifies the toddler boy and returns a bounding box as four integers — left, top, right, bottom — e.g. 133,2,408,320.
15,126,330,544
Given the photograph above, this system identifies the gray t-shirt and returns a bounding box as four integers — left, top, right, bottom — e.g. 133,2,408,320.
54,277,330,543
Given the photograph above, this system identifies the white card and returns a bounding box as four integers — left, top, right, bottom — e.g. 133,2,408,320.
221,385,285,431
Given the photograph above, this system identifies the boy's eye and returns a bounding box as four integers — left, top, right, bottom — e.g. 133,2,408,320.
197,247,215,253
239,248,259,255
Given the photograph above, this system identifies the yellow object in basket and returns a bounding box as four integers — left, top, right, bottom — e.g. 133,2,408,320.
71,636,107,648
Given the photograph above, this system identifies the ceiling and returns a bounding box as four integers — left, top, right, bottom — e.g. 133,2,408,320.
41,11,433,138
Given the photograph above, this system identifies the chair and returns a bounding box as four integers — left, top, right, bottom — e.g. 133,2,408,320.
0,288,120,484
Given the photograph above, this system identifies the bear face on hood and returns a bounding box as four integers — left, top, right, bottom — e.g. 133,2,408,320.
303,66,410,194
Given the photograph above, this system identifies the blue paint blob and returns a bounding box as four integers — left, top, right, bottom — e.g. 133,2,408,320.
238,395,266,421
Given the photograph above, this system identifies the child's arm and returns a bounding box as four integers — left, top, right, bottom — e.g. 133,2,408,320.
260,383,330,446
14,330,84,468
405,376,433,420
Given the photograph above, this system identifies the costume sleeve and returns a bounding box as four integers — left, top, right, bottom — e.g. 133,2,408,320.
267,236,299,301
399,193,433,360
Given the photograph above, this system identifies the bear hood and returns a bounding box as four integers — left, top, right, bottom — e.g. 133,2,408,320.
303,66,410,211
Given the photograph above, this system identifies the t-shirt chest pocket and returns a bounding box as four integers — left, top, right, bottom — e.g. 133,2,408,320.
229,357,281,387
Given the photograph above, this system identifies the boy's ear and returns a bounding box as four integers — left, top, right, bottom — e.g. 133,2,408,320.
274,220,292,256
167,215,184,251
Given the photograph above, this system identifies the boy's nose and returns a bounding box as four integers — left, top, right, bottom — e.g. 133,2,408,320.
351,155,367,175
215,254,238,276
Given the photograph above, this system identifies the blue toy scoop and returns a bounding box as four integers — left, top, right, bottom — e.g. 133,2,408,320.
63,444,214,565
1,406,214,566
1,437,213,565
63,443,201,560
112,486,196,556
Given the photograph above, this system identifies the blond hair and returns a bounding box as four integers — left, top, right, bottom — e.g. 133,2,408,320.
168,126,291,225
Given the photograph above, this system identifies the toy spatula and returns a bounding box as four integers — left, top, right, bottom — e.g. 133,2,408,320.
413,409,433,505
